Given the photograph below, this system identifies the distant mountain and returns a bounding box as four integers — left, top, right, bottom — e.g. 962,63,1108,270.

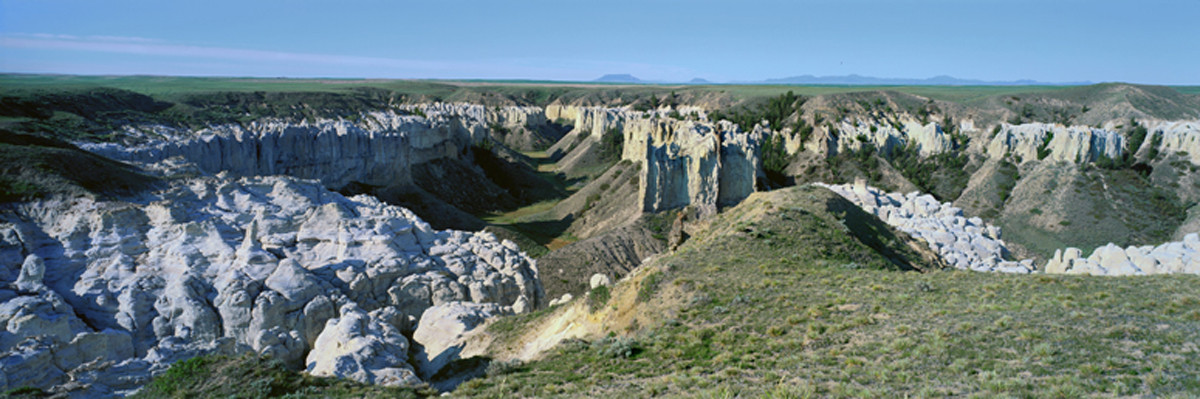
688,78,711,84
593,74,642,83
761,74,1091,86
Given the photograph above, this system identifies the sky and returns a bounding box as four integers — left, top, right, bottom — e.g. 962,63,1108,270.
1,0,1197,85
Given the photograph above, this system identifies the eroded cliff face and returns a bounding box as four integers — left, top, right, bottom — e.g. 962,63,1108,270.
987,123,1125,164
546,105,763,218
1140,120,1200,164
827,118,954,157
0,175,543,396
630,119,760,217
83,107,491,191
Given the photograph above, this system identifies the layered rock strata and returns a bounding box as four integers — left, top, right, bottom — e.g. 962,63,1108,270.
81,103,562,188
831,119,953,157
0,175,543,396
631,119,761,217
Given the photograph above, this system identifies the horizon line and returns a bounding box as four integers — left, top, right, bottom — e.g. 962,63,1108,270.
3,72,1197,88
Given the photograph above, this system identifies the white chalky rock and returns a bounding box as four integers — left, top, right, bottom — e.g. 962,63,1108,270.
816,182,1026,273
590,273,612,289
412,301,510,379
1044,234,1200,276
986,123,1125,165
820,182,1200,276
305,304,421,387
0,175,544,394
548,293,574,307
14,255,46,291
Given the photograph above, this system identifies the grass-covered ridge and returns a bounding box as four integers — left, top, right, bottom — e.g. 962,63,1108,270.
453,185,1200,397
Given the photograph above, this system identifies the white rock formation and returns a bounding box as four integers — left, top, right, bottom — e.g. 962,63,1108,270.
548,293,573,307
629,118,761,217
0,175,543,396
545,105,763,217
817,181,1032,273
987,123,1125,164
589,273,611,289
821,181,1200,276
1044,234,1200,276
305,304,421,386
411,301,509,379
833,119,953,157
83,103,562,190
1140,120,1200,164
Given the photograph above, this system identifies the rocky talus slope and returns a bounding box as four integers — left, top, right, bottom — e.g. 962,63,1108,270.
820,181,1200,276
1044,235,1200,275
817,182,1032,273
0,175,543,397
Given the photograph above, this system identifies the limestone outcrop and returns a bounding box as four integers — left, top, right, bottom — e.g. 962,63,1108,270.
832,119,953,157
81,104,562,192
987,123,1125,164
1044,234,1200,276
305,304,421,386
411,302,509,380
0,175,543,396
546,105,763,218
1139,120,1200,164
633,119,761,217
817,182,1032,273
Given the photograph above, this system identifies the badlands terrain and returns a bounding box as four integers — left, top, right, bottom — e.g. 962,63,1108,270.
1,75,1200,397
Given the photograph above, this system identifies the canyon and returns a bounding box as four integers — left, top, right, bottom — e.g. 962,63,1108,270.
3,80,1200,396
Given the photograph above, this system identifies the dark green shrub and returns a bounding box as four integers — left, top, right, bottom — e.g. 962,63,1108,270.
1037,132,1054,160
587,285,611,313
638,271,663,302
599,127,624,163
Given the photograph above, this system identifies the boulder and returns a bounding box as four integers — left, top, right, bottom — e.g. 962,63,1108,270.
14,255,46,291
305,304,420,387
412,302,511,379
590,273,612,289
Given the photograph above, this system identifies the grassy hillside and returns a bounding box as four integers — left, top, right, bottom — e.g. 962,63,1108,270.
0,130,158,202
127,186,1200,398
456,185,1200,397
997,163,1187,260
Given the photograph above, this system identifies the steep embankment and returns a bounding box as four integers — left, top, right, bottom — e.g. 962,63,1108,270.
0,175,543,396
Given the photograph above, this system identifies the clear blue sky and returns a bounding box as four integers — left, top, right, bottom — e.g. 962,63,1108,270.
1,0,1197,84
